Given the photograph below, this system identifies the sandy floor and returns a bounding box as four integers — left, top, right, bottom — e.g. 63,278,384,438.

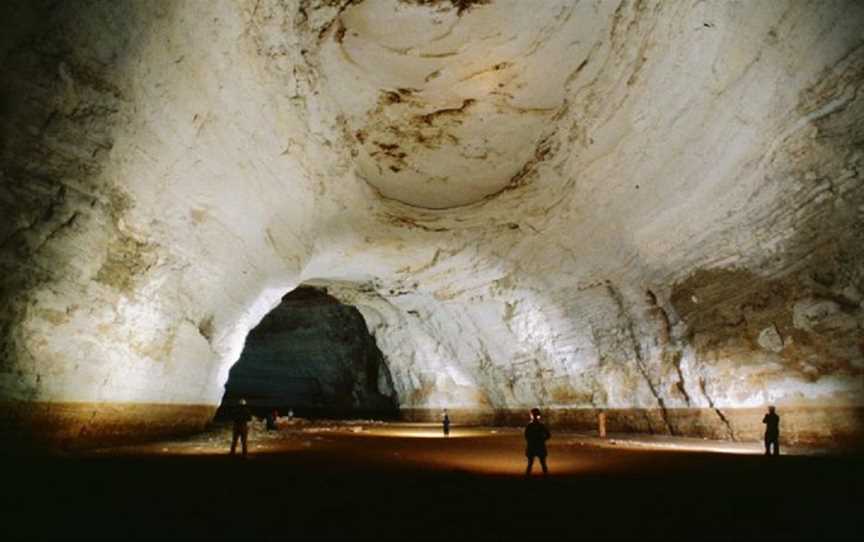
4,420,862,540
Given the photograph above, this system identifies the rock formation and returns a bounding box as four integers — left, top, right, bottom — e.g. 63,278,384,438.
1,0,862,447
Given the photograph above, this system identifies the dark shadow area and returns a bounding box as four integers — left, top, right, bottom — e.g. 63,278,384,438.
215,286,399,421
2,432,862,540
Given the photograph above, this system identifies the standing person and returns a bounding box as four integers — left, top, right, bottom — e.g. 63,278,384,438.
762,405,780,456
525,407,551,476
443,409,451,437
266,408,278,431
230,398,252,458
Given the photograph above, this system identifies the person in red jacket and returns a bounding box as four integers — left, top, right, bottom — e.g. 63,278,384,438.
525,407,551,476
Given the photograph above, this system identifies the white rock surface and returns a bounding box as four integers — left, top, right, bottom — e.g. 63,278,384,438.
0,0,863,440
758,325,784,353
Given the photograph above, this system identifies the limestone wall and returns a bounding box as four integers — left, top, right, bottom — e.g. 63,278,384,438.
1,0,862,447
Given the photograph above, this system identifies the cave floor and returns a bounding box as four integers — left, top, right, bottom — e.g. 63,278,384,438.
4,421,862,540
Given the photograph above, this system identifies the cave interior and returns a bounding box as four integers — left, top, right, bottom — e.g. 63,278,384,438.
1,0,864,539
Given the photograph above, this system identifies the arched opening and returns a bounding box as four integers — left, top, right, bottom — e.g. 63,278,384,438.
215,285,399,421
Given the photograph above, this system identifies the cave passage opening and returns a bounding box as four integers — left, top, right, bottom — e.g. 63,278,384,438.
215,286,399,422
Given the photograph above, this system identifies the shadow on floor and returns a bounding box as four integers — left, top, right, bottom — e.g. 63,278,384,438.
2,426,862,540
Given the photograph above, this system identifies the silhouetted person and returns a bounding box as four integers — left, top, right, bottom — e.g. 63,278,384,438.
230,398,252,458
525,407,551,476
443,410,451,437
266,409,278,431
762,405,780,456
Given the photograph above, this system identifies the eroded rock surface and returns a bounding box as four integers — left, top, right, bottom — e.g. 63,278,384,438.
1,0,862,446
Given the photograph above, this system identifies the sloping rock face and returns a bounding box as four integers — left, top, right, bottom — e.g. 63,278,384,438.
220,287,397,415
0,0,862,447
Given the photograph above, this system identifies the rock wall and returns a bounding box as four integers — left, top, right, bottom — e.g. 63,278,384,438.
1,0,862,447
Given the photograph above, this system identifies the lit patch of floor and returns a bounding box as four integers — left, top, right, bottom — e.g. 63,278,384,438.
354,422,497,439
86,420,829,480
12,420,862,540
565,433,832,456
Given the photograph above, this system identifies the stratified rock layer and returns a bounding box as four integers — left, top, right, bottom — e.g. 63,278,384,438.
1,0,862,447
